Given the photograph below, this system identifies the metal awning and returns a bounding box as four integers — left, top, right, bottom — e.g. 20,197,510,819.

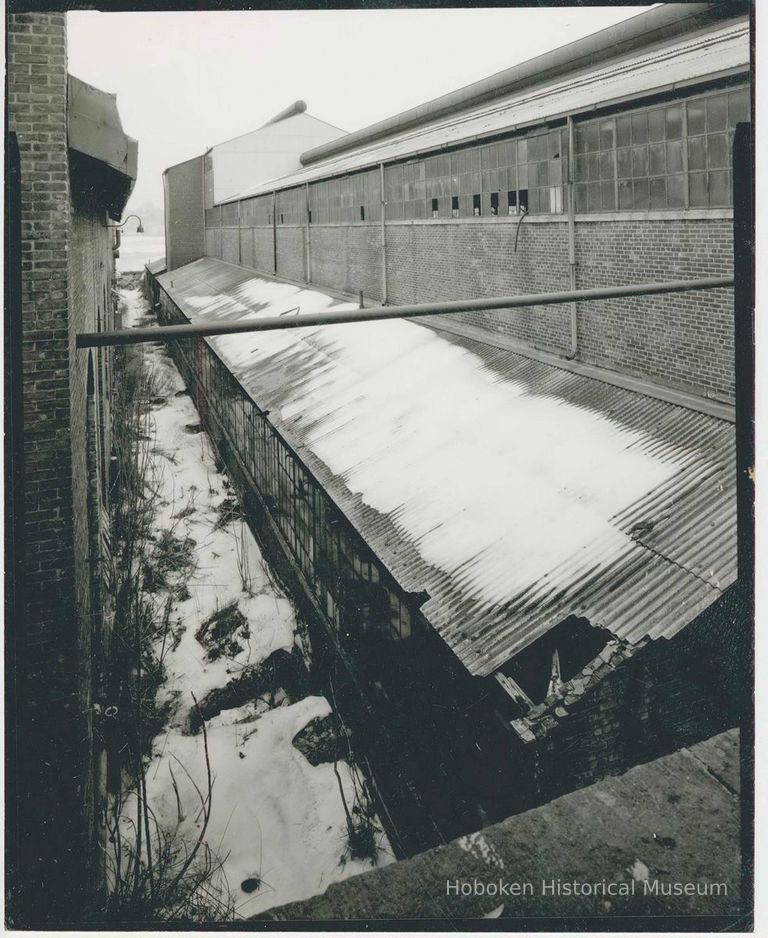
68,74,137,218
154,258,737,677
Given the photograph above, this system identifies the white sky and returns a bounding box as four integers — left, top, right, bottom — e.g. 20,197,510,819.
67,7,653,212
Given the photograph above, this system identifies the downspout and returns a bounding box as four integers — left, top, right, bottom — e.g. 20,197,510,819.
305,183,312,284
237,198,242,266
379,163,388,305
272,190,277,275
566,116,578,359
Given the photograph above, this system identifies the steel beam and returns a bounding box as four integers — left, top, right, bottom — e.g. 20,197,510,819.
76,276,734,348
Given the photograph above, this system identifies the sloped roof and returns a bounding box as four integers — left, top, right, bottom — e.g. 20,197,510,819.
224,20,749,203
155,258,737,677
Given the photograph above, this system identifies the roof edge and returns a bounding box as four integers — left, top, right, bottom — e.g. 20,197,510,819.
299,2,748,167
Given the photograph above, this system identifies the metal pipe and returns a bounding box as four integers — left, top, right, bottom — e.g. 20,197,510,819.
566,116,578,359
379,162,388,304
77,276,734,348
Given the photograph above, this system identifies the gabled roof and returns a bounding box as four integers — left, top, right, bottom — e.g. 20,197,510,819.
155,258,737,677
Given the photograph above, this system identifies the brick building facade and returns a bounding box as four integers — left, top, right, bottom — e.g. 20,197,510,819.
6,12,137,925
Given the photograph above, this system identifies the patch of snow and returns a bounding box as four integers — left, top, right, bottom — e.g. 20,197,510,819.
457,831,506,871
117,287,392,919
116,233,165,273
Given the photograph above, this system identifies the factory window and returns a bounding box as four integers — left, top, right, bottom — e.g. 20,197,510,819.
473,194,481,216
490,192,499,216
431,198,439,218
451,196,459,217
574,84,749,212
360,205,365,221
507,190,517,214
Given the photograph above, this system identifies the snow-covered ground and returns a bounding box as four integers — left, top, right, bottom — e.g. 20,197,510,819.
117,287,391,919
116,233,165,273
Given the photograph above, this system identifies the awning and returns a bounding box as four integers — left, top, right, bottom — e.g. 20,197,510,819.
68,74,137,219
155,258,737,677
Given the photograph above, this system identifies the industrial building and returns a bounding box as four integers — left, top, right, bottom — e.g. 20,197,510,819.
152,2,749,853
6,12,137,924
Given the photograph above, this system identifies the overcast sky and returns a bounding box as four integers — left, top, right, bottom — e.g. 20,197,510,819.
67,6,653,213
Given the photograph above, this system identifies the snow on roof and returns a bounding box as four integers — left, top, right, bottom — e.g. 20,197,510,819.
155,258,737,677
224,21,749,203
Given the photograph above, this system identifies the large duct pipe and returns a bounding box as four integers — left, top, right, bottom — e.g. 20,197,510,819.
262,100,307,128
299,3,744,168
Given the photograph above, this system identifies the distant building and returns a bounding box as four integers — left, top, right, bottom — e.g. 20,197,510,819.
153,2,750,854
163,101,345,270
6,12,137,925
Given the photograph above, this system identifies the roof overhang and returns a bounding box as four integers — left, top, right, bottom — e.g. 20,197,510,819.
67,74,137,220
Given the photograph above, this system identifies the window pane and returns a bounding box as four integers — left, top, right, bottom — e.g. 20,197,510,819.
618,178,633,209
728,88,750,126
517,139,528,163
667,139,684,174
689,172,708,206
616,147,632,178
587,152,599,181
632,145,648,177
708,170,729,206
587,182,601,212
599,120,615,150
599,150,615,180
586,122,599,152
665,105,683,140
687,99,706,136
548,158,561,185
707,94,728,132
616,116,631,147
631,112,648,144
707,133,729,170
574,183,588,212
575,154,588,180
648,109,665,142
649,143,666,175
633,177,649,209
667,174,685,208
574,125,587,153
548,131,561,159
650,176,666,209
688,135,707,171
601,180,615,211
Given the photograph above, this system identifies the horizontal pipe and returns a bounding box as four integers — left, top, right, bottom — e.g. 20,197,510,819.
77,277,734,348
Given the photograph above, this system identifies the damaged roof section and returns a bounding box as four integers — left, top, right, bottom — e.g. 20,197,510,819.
155,258,737,678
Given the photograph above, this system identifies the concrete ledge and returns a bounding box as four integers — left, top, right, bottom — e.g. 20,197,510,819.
259,730,742,923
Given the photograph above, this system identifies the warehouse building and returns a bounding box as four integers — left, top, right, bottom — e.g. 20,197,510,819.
153,2,750,852
6,12,137,924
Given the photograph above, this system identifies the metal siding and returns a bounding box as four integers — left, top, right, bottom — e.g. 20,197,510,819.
155,258,737,677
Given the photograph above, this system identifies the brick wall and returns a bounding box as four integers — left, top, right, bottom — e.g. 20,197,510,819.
203,210,734,403
7,12,116,924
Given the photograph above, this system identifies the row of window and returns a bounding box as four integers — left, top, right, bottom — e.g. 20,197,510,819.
160,311,417,648
204,84,748,226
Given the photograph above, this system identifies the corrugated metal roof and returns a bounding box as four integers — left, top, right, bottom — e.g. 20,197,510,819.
155,258,737,677
225,22,749,202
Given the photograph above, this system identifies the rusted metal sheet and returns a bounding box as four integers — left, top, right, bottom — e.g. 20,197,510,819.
155,258,737,677
224,22,749,203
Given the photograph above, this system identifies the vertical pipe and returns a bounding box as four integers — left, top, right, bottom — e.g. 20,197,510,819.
732,118,753,919
272,190,277,275
379,162,388,305
237,198,242,266
305,182,312,284
566,116,578,358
